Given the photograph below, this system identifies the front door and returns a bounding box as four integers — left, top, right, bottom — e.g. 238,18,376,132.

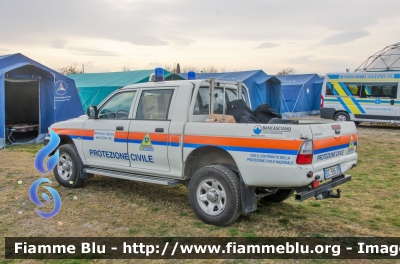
128,88,175,172
82,90,137,167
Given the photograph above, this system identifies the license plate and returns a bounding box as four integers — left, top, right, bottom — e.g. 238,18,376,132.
324,165,342,180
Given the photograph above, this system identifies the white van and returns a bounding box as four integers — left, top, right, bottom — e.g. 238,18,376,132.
320,72,400,124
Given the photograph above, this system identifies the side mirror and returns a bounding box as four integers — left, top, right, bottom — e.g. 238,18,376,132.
87,106,98,119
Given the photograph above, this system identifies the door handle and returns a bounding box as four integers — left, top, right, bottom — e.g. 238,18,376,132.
116,126,124,131
155,128,164,133
391,99,394,105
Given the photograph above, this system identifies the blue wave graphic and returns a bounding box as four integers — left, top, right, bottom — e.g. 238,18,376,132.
29,178,62,218
34,128,60,174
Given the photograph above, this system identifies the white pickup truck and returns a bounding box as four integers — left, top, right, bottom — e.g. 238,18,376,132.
46,77,358,226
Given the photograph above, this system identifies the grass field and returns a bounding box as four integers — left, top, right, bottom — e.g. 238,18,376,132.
1,124,400,263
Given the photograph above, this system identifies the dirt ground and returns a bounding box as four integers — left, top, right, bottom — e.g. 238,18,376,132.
1,120,399,263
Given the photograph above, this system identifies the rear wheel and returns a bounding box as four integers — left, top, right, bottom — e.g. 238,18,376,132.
257,188,294,203
53,144,85,188
188,165,241,226
334,112,350,122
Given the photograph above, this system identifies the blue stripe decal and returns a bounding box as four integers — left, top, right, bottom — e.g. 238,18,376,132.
70,135,93,140
394,74,400,78
324,98,339,102
127,140,179,147
355,99,394,103
327,75,339,79
365,86,371,94
339,82,353,96
184,143,298,155
152,141,168,146
314,143,351,155
336,97,352,113
327,82,332,91
114,138,127,143
350,98,366,114
128,139,142,144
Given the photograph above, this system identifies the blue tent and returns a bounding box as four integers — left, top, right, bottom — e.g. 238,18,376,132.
276,74,324,117
0,53,83,148
179,70,281,112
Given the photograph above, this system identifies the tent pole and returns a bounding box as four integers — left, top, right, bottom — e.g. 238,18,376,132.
1,72,5,149
291,84,305,117
78,91,88,111
281,92,290,117
90,88,102,106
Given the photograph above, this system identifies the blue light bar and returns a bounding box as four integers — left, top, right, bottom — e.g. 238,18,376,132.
188,71,196,80
154,68,164,82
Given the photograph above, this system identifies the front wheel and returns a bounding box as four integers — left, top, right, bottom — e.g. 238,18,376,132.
188,165,242,226
333,112,350,122
53,144,84,188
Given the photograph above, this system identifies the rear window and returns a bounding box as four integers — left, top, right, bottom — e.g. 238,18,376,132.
194,86,238,115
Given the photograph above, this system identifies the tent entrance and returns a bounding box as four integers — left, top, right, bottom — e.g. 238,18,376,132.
5,79,40,144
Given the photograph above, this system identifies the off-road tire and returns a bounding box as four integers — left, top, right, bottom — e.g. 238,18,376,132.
53,144,85,188
258,188,294,203
188,165,242,226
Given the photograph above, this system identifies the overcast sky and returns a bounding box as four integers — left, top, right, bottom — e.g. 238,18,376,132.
1,0,399,75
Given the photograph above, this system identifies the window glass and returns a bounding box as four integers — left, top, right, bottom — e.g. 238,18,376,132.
346,84,360,96
194,86,238,115
363,83,398,98
325,83,334,96
326,82,361,96
98,91,136,119
136,89,173,120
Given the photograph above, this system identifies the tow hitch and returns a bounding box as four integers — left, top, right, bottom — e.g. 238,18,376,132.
294,175,351,201
315,188,341,200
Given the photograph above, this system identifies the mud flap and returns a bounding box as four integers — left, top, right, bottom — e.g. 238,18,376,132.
219,163,257,214
240,176,257,214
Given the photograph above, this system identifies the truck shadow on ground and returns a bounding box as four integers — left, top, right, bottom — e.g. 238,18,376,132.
82,175,306,228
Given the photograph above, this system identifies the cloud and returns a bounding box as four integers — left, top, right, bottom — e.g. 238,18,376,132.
319,31,370,45
126,36,169,46
169,37,195,46
255,43,280,49
52,39,67,49
328,18,377,31
67,47,120,57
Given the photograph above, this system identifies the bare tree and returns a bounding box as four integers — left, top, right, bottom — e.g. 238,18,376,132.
181,65,200,73
276,67,295,75
58,64,83,75
164,64,175,73
201,66,219,73
164,62,181,74
122,66,130,71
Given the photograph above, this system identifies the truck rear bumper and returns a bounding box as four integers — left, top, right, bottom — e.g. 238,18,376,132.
294,175,351,201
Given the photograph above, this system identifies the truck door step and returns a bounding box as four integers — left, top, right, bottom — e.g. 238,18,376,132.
83,168,181,186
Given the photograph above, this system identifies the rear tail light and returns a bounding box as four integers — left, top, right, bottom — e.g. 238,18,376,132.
320,95,324,108
311,180,319,188
296,140,313,165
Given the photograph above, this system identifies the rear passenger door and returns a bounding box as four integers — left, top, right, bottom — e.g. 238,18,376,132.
127,88,175,172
